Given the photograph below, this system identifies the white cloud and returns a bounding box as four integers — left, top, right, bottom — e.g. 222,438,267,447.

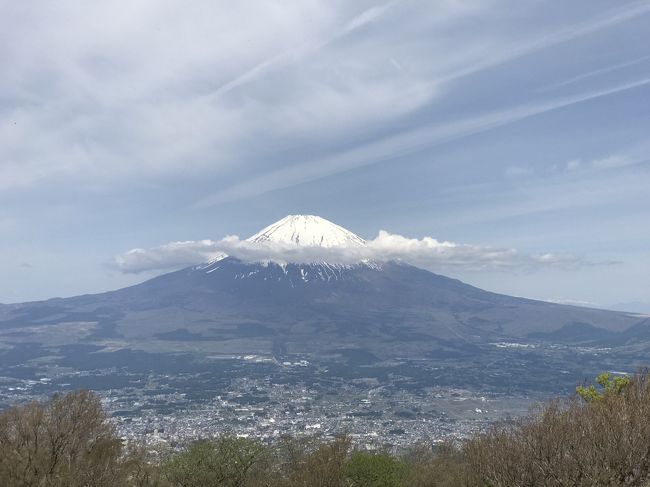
3,0,649,195
545,297,601,308
0,0,434,192
114,240,225,274
590,155,636,169
538,54,650,92
566,159,582,171
562,148,649,176
115,230,596,274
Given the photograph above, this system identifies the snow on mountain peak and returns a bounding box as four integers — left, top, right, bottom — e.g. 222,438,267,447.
200,215,368,271
246,215,366,248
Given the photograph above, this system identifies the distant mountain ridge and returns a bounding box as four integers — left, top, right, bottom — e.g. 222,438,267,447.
609,302,650,315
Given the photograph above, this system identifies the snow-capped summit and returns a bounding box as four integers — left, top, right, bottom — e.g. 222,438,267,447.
201,215,367,269
246,215,366,247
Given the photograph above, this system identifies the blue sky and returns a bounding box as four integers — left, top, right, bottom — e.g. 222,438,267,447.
1,0,649,307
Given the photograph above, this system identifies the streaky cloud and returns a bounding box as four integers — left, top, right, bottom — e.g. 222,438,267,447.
202,2,396,101
194,76,650,208
539,54,650,92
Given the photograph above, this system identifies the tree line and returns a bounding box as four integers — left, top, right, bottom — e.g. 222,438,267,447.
1,372,649,486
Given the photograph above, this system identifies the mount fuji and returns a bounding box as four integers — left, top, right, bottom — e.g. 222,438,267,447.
247,214,367,248
0,215,647,394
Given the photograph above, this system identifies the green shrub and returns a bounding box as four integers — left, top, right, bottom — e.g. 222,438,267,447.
163,436,267,487
345,451,407,486
576,372,631,402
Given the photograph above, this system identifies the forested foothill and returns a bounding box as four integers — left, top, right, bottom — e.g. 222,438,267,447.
1,372,650,486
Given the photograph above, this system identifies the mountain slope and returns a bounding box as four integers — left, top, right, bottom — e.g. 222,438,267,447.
0,215,644,363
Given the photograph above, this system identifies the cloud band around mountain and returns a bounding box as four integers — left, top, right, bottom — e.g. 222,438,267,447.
114,231,604,274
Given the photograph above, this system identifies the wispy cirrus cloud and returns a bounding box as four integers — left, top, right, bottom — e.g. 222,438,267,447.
202,1,398,102
194,76,650,207
3,0,649,194
539,54,650,92
566,144,650,172
115,230,607,274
